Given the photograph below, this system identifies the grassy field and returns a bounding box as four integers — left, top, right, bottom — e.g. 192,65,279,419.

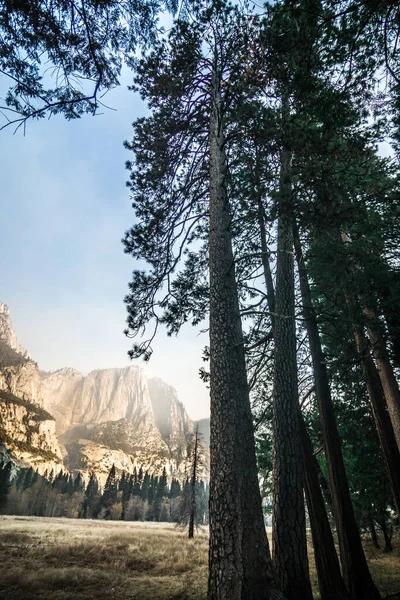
0,516,398,600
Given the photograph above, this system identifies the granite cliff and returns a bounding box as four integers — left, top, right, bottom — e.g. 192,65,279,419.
0,303,65,475
0,303,29,359
0,301,209,485
40,366,197,484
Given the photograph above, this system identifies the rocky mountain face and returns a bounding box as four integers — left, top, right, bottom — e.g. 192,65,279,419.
147,377,194,454
0,303,65,476
40,366,197,484
0,301,209,486
0,303,29,359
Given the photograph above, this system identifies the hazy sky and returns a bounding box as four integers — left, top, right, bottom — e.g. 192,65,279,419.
0,70,210,421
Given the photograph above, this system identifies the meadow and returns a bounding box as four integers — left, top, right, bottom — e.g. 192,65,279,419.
0,516,398,600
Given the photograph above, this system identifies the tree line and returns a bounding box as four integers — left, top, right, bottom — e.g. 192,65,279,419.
0,462,209,529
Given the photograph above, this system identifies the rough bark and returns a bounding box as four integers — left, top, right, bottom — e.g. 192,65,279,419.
353,326,400,515
255,166,275,327
207,64,279,600
300,414,351,600
340,233,400,452
363,306,400,451
255,173,347,600
272,131,313,600
188,424,198,539
294,228,381,600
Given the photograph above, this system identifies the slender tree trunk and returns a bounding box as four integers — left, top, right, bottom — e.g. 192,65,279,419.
255,167,275,326
380,300,400,368
294,227,381,600
188,425,198,539
272,118,313,600
340,233,400,450
316,461,334,515
207,63,279,600
368,512,380,550
255,173,348,600
300,415,351,600
363,306,400,451
353,326,400,515
377,516,393,553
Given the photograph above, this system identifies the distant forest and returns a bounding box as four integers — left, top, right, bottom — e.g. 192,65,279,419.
0,464,209,527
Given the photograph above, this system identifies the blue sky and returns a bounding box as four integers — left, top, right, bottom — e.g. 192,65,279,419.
0,69,210,421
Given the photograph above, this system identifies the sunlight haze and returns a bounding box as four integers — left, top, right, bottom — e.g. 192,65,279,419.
0,70,210,422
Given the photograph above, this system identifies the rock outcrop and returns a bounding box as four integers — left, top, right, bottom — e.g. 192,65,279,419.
0,302,29,359
148,377,193,454
0,338,65,475
41,366,155,434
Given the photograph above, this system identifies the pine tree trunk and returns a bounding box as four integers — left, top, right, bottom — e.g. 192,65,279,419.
340,233,400,452
255,166,275,325
316,462,334,515
300,413,351,600
294,228,381,600
207,64,279,600
272,127,313,600
353,326,400,515
378,517,393,553
255,172,347,600
363,306,400,451
188,426,198,539
368,513,380,550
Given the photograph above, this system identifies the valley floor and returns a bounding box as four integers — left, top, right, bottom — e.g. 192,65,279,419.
0,516,398,600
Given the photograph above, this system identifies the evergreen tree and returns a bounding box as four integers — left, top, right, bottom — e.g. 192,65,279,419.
123,3,281,597
0,0,174,130
84,471,100,519
173,426,207,535
101,465,118,519
73,472,85,494
154,468,168,521
137,467,143,485
0,462,12,512
141,472,150,503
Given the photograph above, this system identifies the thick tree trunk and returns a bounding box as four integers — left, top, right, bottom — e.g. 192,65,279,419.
294,228,381,600
363,306,400,451
272,134,313,600
353,327,400,515
207,67,279,600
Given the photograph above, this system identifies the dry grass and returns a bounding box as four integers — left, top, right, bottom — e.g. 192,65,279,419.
0,516,398,600
0,517,208,600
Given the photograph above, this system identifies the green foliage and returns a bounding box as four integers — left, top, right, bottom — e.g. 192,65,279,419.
0,462,12,512
0,428,60,462
0,390,54,422
0,341,29,369
83,471,100,518
0,0,176,131
4,460,206,524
